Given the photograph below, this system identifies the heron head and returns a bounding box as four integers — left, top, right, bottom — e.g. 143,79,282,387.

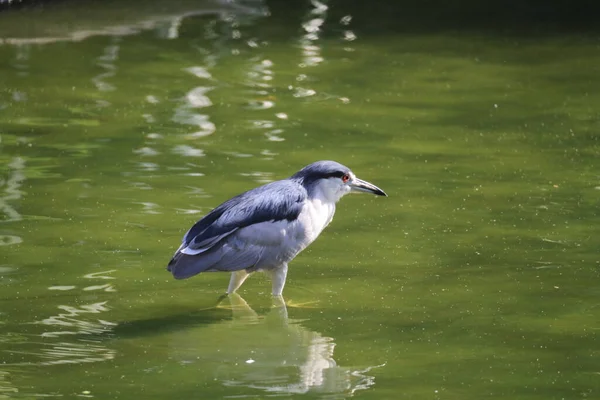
291,160,387,202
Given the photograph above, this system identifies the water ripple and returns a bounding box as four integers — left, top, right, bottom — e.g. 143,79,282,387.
298,0,327,68
0,235,22,246
84,270,116,280
172,104,216,138
186,86,213,108
0,157,25,223
37,341,116,365
92,39,120,92
172,145,205,157
0,370,18,397
172,65,216,138
185,66,212,79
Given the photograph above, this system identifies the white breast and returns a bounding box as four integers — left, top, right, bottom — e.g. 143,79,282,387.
297,196,336,243
230,192,338,268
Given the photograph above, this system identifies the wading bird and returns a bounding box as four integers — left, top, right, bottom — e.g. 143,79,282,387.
167,160,386,296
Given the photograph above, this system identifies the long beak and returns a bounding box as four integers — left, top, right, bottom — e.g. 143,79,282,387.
349,177,387,196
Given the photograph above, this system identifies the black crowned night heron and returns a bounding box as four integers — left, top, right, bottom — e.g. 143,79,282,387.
167,160,387,296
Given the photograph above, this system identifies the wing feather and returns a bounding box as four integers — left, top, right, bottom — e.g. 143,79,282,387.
167,179,306,278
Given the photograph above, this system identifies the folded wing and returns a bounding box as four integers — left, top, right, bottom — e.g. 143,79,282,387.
167,180,306,279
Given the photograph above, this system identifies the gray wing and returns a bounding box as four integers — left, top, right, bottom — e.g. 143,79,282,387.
167,179,306,279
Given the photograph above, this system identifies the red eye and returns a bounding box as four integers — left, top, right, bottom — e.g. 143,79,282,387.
342,174,350,183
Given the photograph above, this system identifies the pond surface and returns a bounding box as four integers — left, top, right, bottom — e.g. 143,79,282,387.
1,0,599,398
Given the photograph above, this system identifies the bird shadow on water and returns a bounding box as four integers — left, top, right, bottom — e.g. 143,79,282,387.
128,293,385,397
113,297,228,339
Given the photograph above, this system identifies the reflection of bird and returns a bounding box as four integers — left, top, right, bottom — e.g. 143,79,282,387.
167,160,387,295
167,293,383,396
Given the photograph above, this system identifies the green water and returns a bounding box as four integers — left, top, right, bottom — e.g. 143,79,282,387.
1,0,599,398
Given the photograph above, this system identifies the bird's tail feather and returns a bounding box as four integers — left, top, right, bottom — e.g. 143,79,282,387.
167,251,223,279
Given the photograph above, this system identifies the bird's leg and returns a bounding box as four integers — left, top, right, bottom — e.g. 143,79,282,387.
227,292,259,319
269,264,318,308
269,295,289,321
269,263,288,296
227,270,250,294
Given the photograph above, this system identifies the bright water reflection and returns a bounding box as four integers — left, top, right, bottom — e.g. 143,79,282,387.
0,158,24,247
168,294,382,397
1,0,600,398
